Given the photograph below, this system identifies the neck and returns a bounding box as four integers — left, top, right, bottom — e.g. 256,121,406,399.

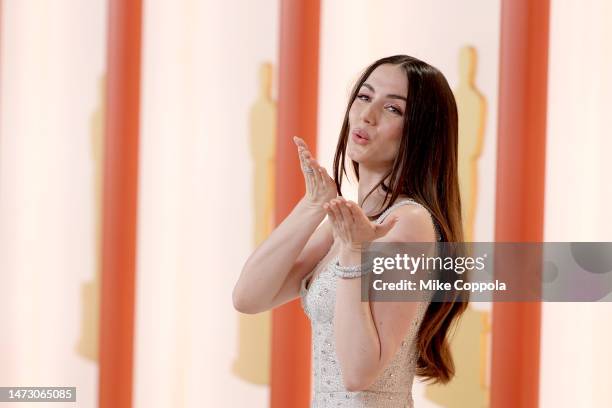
357,164,404,217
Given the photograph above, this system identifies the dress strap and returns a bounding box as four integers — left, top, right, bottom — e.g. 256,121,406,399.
375,198,443,241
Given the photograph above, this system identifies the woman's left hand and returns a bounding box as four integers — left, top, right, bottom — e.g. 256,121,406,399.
324,197,398,252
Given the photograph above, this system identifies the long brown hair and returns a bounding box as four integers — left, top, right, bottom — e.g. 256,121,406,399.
332,55,468,384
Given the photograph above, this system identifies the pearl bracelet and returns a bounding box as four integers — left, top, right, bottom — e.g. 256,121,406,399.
331,256,371,279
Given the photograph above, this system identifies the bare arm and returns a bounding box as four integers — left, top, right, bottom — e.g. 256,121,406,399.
232,137,336,314
326,199,437,391
233,199,332,314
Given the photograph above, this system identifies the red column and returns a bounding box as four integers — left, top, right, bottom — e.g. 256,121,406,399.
98,1,143,407
270,1,321,407
491,1,550,407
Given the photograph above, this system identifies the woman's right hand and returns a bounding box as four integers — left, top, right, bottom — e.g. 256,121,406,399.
293,136,337,208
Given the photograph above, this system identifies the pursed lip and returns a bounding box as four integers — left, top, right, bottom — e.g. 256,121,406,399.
352,128,371,140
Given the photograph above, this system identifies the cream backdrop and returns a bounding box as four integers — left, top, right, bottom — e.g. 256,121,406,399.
134,0,279,407
2,1,611,408
0,1,108,407
317,0,501,247
317,0,500,406
541,0,612,407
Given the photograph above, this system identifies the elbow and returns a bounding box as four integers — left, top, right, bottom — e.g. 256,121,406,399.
232,286,257,314
232,264,256,314
232,284,268,314
232,294,246,314
233,262,273,314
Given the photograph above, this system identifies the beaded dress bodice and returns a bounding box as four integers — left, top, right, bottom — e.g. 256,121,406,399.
299,198,440,407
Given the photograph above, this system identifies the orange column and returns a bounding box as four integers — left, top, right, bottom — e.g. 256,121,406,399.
270,1,321,407
97,1,143,407
490,1,550,407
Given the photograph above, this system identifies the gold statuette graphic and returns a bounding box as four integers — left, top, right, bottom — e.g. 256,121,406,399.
232,62,277,384
424,47,490,407
76,75,106,362
425,306,491,407
455,46,486,242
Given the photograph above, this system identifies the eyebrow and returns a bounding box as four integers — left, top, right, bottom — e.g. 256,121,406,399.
361,83,407,102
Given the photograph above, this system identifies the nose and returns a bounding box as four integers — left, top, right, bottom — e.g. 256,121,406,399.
359,102,377,125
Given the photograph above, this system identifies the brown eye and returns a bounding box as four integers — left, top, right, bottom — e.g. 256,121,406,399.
386,105,402,115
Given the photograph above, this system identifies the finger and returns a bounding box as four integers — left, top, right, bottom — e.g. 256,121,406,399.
327,206,340,240
331,200,349,238
328,200,338,225
346,201,361,221
321,166,334,185
341,199,355,236
302,149,314,165
317,167,326,189
305,156,318,191
330,199,342,221
338,200,355,225
323,202,329,219
349,200,370,224
298,145,317,174
375,215,399,238
326,203,339,231
294,136,311,152
297,146,308,168
299,146,308,161
301,155,314,191
338,201,356,240
316,166,329,194
295,138,313,165
317,164,331,186
321,167,337,196
309,158,324,188
298,147,314,190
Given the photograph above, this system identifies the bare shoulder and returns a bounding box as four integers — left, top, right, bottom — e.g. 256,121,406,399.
368,202,436,374
377,202,437,243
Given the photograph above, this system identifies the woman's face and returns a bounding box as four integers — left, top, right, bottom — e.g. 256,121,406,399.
347,63,408,170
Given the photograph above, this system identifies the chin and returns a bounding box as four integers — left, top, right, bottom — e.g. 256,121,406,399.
347,147,391,171
346,145,364,163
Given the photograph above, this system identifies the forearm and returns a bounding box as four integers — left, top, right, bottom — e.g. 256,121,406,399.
234,197,325,311
334,247,382,390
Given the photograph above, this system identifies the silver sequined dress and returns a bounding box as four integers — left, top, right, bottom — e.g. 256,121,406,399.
300,198,441,408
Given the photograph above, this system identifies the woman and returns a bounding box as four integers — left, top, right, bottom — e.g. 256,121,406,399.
233,55,468,407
